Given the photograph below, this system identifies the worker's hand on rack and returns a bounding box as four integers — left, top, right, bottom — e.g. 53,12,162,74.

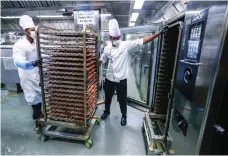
158,25,168,35
32,59,42,67
97,59,102,67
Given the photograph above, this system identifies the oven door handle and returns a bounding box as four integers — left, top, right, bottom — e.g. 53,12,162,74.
180,59,203,65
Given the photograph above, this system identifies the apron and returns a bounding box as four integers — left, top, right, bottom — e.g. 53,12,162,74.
14,38,42,105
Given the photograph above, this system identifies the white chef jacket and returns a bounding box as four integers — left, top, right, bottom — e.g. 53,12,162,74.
13,37,42,105
100,38,144,82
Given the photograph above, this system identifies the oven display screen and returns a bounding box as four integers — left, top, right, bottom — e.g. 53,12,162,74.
190,24,202,39
186,41,199,59
186,23,203,61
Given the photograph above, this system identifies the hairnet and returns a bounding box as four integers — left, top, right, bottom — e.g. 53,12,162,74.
19,15,35,30
109,19,120,37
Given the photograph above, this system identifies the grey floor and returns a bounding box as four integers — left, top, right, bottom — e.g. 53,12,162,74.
1,93,146,155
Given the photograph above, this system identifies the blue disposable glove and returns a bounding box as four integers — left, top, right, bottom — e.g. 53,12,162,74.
15,60,37,70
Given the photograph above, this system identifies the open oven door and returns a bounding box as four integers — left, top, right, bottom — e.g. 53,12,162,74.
120,25,160,109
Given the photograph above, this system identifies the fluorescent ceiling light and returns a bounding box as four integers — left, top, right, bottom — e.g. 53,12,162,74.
100,14,111,17
1,16,21,19
134,0,145,9
36,15,65,18
130,13,139,22
129,22,135,27
187,11,202,14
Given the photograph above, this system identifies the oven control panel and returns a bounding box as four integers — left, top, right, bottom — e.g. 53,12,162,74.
176,9,208,101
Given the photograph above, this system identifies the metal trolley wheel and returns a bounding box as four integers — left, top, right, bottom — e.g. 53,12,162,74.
40,135,49,142
95,118,101,125
85,139,93,148
36,112,100,148
93,115,101,126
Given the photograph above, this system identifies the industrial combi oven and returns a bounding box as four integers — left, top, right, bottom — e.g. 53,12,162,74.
142,1,228,155
169,1,228,155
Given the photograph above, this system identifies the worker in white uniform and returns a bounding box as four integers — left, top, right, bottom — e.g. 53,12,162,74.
99,19,167,126
13,15,43,129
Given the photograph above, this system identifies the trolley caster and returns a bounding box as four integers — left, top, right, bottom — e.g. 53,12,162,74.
40,135,48,142
85,139,93,148
95,118,101,125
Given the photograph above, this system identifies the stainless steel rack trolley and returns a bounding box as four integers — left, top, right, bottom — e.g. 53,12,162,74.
35,26,100,148
142,22,183,155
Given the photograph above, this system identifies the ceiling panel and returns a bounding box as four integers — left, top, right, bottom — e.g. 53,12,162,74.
11,1,22,8
29,1,36,7
136,1,168,25
105,1,169,27
2,1,9,8
46,0,54,7
110,1,130,16
115,16,128,21
107,1,131,27
1,0,59,8
36,1,43,7
1,1,171,30
33,1,39,7
40,1,48,7
118,21,128,28
20,1,27,7
5,1,12,7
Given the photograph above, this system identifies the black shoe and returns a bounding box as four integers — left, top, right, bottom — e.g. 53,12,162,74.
101,112,110,120
121,116,127,126
33,120,39,131
33,115,44,131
